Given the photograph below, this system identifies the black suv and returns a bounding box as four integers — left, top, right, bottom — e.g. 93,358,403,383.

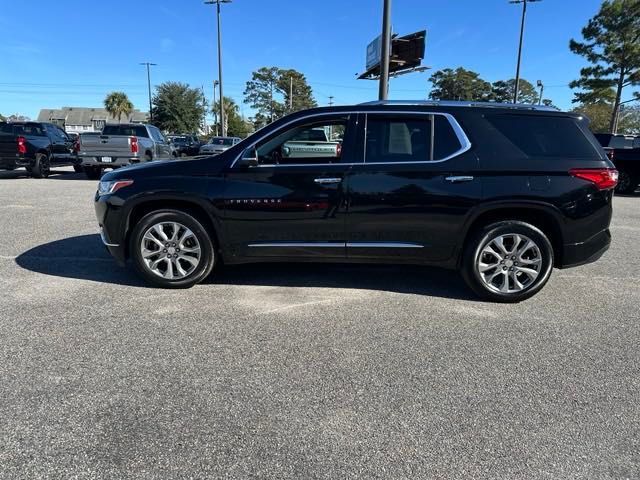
95,101,617,302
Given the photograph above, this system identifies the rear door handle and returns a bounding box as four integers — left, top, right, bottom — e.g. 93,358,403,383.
314,177,342,185
445,176,474,183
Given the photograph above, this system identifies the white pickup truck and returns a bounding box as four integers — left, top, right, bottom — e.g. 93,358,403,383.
281,128,341,160
76,123,175,179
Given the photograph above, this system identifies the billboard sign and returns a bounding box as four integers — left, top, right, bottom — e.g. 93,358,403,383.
366,35,382,71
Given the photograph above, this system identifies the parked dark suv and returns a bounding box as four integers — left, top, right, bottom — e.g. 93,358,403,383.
95,101,617,302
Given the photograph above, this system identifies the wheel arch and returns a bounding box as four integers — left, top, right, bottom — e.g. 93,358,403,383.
123,196,223,261
460,202,565,268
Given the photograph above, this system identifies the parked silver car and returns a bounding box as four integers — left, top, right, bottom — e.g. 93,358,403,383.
199,136,242,155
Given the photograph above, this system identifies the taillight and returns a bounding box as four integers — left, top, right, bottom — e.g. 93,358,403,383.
130,136,139,154
73,139,80,153
569,168,619,190
606,149,614,161
336,142,342,158
17,136,27,155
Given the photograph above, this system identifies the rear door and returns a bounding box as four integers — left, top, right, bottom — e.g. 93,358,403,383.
346,111,481,263
222,113,358,260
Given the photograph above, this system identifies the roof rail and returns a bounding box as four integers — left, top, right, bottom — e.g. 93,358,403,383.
358,100,559,112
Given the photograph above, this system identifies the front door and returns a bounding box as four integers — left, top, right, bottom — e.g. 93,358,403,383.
346,112,481,263
223,113,358,260
46,124,72,163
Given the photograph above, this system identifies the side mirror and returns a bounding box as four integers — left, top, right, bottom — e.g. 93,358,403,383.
238,147,259,168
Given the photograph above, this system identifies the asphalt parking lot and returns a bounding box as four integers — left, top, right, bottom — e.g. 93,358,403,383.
0,166,638,479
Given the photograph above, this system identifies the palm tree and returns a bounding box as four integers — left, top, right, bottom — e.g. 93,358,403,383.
104,91,134,122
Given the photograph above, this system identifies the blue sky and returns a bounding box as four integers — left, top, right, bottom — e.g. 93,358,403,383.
0,0,605,121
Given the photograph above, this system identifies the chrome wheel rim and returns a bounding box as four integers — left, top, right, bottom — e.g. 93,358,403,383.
477,233,542,294
140,222,201,280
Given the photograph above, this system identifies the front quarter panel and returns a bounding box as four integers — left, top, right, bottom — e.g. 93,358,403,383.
96,171,225,260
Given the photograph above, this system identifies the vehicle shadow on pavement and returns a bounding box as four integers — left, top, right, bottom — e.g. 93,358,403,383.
15,234,145,287
16,234,474,299
0,170,89,180
210,263,474,299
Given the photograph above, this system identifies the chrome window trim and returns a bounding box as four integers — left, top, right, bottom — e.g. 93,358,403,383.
230,110,472,169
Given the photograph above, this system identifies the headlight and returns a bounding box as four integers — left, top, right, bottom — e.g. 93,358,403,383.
98,179,134,195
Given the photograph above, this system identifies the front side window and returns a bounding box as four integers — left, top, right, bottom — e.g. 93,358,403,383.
255,117,348,165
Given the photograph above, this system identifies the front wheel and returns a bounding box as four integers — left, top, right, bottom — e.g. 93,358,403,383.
130,210,216,288
461,221,554,303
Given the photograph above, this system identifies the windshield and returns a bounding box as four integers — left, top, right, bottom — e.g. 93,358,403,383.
171,136,188,144
209,137,235,146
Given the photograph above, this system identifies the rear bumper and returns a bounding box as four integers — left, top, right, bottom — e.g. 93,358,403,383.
560,228,611,268
79,153,140,167
0,156,19,169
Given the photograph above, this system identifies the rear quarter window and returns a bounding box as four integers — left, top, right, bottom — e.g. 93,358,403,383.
486,115,598,158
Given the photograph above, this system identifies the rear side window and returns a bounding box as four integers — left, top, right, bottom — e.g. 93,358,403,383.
487,115,597,158
365,114,464,163
0,123,45,136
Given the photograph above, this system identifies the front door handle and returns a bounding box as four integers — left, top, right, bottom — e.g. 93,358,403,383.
445,175,474,183
314,177,342,185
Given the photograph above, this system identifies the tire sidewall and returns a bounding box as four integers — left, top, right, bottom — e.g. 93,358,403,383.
130,210,215,288
615,171,633,194
463,221,554,302
32,153,50,178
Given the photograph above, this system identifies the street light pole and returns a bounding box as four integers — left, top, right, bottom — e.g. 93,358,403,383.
536,80,544,105
510,0,541,103
213,80,219,136
205,0,231,137
378,0,392,101
140,62,157,121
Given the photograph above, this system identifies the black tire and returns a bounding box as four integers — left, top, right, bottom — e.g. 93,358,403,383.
129,210,215,288
461,221,554,303
144,153,152,162
83,166,102,180
615,171,638,194
31,153,51,178
73,164,83,173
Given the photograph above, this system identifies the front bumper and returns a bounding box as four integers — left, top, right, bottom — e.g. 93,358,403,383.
560,228,611,268
95,195,127,266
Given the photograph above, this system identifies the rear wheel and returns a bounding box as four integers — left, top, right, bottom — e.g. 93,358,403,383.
83,165,102,180
31,153,50,178
130,210,215,288
462,221,554,303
